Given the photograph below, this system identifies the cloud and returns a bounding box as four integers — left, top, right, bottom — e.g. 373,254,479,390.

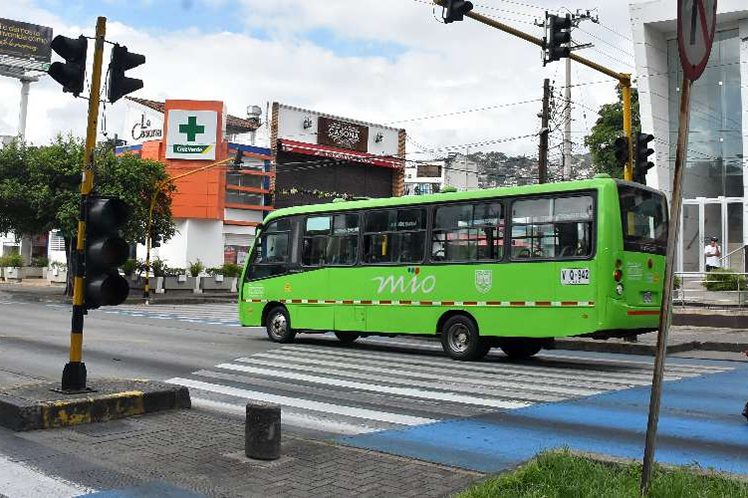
0,0,648,159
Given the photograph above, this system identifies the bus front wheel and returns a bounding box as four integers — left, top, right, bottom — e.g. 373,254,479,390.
441,315,489,361
500,341,542,359
266,306,296,343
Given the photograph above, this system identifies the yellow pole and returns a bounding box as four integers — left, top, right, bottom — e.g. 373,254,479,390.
62,16,106,391
621,74,633,181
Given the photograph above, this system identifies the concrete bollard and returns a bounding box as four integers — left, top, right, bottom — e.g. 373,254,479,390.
245,401,281,460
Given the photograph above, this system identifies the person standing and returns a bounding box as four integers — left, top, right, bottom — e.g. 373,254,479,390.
704,237,721,271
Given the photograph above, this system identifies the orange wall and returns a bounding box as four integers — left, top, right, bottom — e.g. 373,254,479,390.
141,100,229,220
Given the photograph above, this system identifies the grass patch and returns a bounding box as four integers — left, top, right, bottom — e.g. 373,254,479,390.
457,450,748,498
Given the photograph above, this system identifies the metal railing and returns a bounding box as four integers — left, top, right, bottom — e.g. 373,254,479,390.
674,271,748,309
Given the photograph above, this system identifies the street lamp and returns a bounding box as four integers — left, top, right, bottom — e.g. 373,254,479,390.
143,154,241,304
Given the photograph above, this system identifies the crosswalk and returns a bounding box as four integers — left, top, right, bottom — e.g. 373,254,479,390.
166,340,734,437
97,303,241,327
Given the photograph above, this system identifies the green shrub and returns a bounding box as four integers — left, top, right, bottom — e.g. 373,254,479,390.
673,274,681,290
151,258,166,277
188,259,204,277
31,256,49,267
121,258,138,276
703,268,747,291
2,254,24,268
221,263,242,278
50,261,68,271
164,266,185,277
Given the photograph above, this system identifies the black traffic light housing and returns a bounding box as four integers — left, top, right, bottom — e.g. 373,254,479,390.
614,136,629,171
545,14,571,65
634,133,655,184
443,0,473,23
107,44,145,103
85,196,130,309
48,35,88,96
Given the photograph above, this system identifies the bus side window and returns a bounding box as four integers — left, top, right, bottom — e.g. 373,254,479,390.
363,209,426,264
303,216,331,266
247,218,291,280
328,214,359,265
432,202,503,262
510,195,593,260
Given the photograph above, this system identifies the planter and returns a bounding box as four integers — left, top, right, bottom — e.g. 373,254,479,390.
48,268,68,284
126,275,145,292
201,276,234,291
163,276,196,291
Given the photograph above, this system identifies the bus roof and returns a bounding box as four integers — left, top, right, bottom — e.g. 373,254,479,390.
264,176,642,222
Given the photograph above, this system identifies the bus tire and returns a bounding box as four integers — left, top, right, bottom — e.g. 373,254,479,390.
266,306,296,343
500,341,542,360
334,332,359,344
441,315,487,361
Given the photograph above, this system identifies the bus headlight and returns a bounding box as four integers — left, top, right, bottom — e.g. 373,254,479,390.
616,284,624,296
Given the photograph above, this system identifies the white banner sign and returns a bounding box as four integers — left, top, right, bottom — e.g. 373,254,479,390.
123,102,163,144
166,110,217,160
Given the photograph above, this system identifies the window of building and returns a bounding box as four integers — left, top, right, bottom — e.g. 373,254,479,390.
226,172,264,189
417,165,442,178
226,190,263,206
510,195,593,260
364,208,426,264
431,202,504,262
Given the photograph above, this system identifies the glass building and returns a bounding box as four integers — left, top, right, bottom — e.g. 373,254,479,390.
631,0,748,272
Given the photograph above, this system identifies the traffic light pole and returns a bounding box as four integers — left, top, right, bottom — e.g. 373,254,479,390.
432,0,634,180
538,78,550,184
61,16,106,392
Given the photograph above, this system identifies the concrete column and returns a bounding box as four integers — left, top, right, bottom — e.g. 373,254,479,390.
19,235,32,265
18,78,31,140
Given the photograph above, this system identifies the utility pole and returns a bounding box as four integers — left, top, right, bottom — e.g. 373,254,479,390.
562,10,597,180
538,78,550,184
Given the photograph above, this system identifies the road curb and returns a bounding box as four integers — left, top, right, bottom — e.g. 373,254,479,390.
0,379,191,431
552,339,698,356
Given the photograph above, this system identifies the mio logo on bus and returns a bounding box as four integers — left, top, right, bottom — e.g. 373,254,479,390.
373,267,436,294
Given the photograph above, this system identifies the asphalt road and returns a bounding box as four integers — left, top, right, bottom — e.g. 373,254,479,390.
2,298,748,480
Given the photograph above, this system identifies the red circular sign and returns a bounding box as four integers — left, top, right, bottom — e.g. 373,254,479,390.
677,0,718,81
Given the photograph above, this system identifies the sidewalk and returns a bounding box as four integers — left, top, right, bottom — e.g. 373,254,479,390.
0,407,483,497
0,281,237,305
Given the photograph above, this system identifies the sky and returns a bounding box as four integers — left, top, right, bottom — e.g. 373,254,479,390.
0,0,652,161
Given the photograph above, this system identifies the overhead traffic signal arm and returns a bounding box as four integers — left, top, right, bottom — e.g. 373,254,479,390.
48,35,88,96
107,44,146,103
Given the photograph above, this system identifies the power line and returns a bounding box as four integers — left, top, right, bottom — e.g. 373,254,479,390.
385,98,542,125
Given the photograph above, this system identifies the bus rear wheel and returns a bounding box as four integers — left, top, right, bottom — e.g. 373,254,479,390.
266,306,296,343
441,315,489,361
500,341,542,360
334,332,359,344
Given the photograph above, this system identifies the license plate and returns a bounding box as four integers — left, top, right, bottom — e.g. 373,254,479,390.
561,268,590,285
642,291,653,303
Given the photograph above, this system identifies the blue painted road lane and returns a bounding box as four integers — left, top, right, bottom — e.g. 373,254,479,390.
341,361,748,474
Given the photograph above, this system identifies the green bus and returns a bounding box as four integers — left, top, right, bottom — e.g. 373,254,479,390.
239,175,667,361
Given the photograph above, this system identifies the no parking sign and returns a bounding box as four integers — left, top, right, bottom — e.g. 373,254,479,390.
677,0,718,81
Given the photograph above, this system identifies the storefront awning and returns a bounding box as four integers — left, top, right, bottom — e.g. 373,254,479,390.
279,139,403,169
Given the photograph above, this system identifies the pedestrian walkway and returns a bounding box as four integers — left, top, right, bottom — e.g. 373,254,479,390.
166,341,733,438
99,303,241,327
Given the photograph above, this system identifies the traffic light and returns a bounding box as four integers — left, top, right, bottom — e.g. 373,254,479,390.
85,197,130,309
545,14,571,64
48,35,88,96
614,136,629,171
232,149,244,170
107,44,145,103
443,0,473,23
634,133,655,184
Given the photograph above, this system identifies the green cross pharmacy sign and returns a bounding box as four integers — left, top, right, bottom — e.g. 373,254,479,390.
166,110,218,160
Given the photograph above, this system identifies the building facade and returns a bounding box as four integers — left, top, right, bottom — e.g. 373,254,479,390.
630,0,748,272
117,98,271,269
404,154,480,195
270,103,405,208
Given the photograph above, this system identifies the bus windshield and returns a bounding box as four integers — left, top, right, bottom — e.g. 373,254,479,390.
617,184,667,255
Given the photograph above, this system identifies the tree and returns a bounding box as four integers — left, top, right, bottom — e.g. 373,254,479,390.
584,86,641,178
0,135,175,274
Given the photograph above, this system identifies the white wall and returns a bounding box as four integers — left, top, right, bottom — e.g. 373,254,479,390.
137,218,224,269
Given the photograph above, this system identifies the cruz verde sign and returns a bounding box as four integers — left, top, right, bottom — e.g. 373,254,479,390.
165,110,217,160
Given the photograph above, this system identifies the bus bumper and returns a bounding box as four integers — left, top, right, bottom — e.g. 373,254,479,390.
599,298,660,334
